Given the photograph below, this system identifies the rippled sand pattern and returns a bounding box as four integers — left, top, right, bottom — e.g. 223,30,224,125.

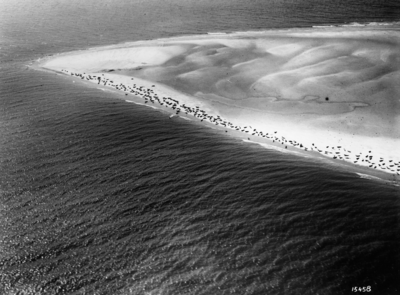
40,26,400,177
136,30,400,139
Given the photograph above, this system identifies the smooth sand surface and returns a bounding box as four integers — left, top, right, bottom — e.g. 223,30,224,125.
38,25,400,181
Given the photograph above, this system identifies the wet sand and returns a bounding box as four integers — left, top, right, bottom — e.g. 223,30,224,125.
35,25,400,183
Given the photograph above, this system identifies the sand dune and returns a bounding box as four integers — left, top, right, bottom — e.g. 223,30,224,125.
39,25,400,179
43,45,190,72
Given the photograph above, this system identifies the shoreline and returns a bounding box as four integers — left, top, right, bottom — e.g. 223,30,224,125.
32,25,400,184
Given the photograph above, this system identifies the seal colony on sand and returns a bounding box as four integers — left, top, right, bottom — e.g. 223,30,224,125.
37,25,400,181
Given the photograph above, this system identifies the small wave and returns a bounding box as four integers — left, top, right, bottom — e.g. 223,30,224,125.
355,173,400,186
312,25,335,28
97,88,114,93
356,173,383,181
313,21,400,28
342,21,400,27
242,139,306,156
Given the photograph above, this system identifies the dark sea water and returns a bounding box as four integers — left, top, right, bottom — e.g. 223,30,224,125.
1,0,400,294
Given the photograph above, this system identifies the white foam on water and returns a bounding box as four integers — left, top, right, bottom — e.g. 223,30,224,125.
356,173,384,181
242,139,307,157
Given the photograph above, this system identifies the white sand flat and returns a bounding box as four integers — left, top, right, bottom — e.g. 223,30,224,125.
37,25,400,180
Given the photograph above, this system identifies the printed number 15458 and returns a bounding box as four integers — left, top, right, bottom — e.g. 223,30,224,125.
352,286,371,292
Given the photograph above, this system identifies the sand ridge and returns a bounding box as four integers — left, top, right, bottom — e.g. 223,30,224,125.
38,25,400,180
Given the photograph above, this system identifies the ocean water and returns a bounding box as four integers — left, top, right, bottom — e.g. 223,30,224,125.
1,0,400,294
